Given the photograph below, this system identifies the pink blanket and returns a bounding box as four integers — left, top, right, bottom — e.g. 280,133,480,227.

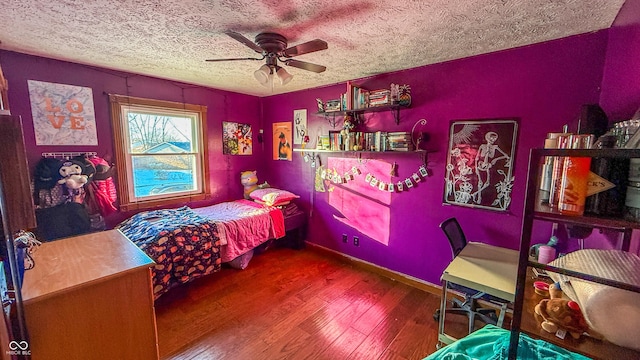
191,200,285,262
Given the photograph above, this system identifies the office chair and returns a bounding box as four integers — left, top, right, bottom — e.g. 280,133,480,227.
435,217,499,334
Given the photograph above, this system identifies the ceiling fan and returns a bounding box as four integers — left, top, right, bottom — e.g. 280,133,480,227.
206,31,328,86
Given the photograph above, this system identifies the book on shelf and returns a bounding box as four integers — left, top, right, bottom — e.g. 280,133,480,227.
388,145,414,151
368,89,391,107
386,131,411,151
345,81,353,110
318,130,415,152
332,85,401,112
344,81,370,110
317,135,330,150
324,99,341,112
329,130,342,151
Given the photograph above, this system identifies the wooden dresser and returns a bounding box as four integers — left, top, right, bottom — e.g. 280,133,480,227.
21,230,159,360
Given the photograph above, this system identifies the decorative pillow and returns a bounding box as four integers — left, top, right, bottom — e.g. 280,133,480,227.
250,188,299,206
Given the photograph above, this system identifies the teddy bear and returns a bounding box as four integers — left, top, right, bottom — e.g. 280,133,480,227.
240,170,269,199
534,283,590,339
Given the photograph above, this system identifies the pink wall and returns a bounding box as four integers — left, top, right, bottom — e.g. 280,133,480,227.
0,50,264,222
261,32,609,285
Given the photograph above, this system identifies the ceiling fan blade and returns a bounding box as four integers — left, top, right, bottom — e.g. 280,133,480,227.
224,31,264,54
205,57,262,62
284,59,326,73
283,39,328,57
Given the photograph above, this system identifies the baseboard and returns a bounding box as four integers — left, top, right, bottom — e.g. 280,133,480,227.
305,241,442,296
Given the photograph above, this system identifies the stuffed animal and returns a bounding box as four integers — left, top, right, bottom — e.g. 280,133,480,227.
534,283,590,339
240,170,269,199
58,160,89,190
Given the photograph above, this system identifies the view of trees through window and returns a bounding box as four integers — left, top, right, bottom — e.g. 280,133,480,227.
127,111,199,198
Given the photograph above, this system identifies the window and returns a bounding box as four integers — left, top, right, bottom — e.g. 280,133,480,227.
109,95,209,211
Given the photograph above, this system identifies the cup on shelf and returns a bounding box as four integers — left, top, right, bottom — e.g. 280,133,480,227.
537,245,556,264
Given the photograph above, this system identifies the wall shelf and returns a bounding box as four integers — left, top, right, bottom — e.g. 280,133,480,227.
293,148,425,154
317,103,409,127
293,148,429,165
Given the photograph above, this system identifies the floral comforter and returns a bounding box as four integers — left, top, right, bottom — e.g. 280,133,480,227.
117,206,222,298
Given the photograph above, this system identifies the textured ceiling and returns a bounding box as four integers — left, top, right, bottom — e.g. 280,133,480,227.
0,0,625,97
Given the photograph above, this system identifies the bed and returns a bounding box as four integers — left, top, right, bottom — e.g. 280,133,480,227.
117,199,305,298
423,324,589,360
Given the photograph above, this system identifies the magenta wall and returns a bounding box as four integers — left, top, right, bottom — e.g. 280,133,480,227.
261,32,609,285
1,50,264,221
601,0,640,121
3,23,629,287
598,0,640,253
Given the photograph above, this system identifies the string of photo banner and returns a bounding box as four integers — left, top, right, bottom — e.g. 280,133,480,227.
320,164,429,192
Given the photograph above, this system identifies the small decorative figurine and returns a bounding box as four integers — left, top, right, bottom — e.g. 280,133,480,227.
316,98,325,112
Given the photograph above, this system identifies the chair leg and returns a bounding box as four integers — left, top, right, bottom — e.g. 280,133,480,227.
496,302,509,327
475,312,497,326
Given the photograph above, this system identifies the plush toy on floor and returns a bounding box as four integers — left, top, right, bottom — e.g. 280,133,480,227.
534,283,590,339
241,170,269,199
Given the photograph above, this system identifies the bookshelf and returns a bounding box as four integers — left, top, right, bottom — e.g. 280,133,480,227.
317,103,409,126
317,81,411,126
293,148,428,165
509,148,640,359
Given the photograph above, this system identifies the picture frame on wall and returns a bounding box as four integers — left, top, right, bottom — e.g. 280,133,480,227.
222,121,252,155
273,122,292,161
443,118,518,211
293,109,307,145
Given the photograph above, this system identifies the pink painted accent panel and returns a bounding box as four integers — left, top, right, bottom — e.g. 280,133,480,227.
328,157,391,245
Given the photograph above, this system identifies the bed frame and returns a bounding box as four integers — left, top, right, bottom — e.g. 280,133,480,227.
281,210,308,249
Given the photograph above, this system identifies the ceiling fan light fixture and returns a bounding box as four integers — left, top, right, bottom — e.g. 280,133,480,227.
276,66,293,85
211,32,327,90
254,64,271,85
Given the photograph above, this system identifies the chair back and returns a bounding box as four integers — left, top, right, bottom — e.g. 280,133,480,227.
439,218,468,258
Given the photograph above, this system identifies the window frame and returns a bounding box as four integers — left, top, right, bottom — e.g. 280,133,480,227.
109,94,209,212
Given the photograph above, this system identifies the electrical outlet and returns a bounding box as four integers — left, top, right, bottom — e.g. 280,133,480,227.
353,236,359,246
342,234,348,243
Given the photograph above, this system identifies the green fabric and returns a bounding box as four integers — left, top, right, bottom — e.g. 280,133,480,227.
424,325,591,360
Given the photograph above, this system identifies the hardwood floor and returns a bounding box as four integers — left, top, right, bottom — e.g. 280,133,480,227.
154,245,446,360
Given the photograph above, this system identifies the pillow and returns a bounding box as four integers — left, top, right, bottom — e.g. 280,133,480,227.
250,188,299,206
253,199,290,207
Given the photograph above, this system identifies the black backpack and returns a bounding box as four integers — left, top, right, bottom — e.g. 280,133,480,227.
33,157,63,205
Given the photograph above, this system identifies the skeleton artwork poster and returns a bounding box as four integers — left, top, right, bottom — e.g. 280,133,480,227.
444,119,518,211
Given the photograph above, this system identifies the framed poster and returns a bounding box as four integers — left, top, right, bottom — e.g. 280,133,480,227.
444,119,518,211
273,122,292,161
28,80,97,145
293,109,307,145
222,121,252,155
